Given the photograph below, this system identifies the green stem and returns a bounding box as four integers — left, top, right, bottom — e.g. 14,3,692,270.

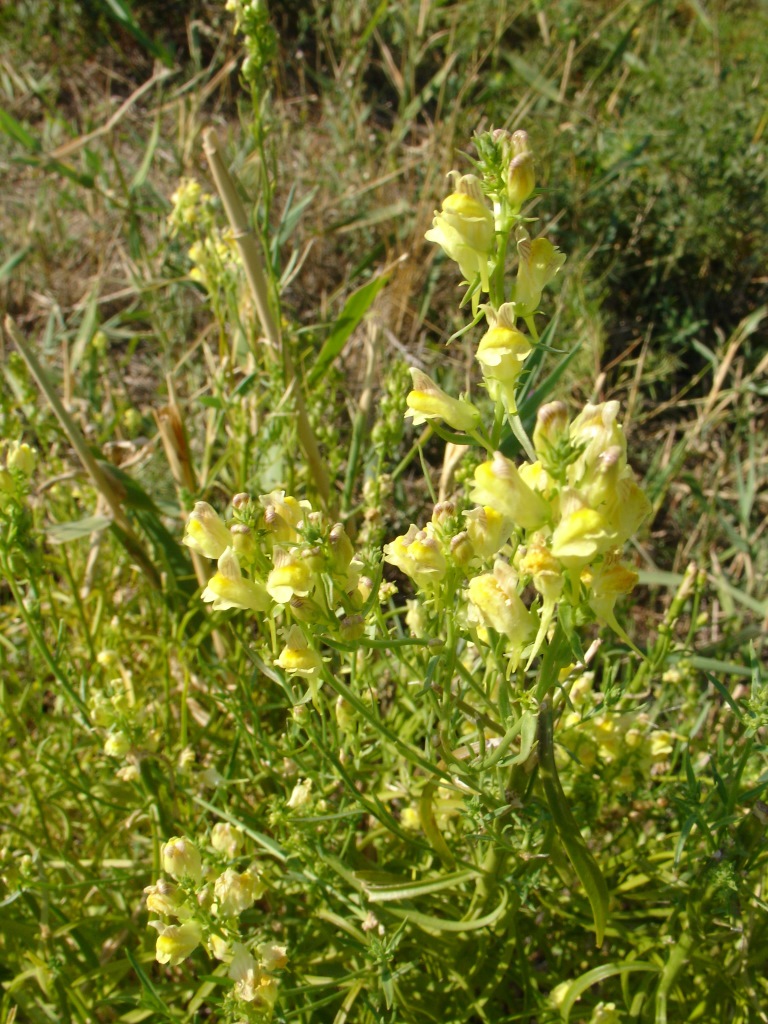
202,129,330,508
655,926,694,1024
1,561,90,723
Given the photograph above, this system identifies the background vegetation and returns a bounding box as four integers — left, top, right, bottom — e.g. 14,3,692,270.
1,0,766,1022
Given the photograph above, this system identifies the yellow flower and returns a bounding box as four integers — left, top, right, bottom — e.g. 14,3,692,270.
425,173,494,294
567,401,625,487
259,490,310,543
6,441,37,477
229,942,279,1006
144,879,186,918
257,941,288,971
153,920,203,966
286,777,313,809
470,452,549,531
464,505,511,560
514,228,566,315
383,523,447,589
467,561,535,651
532,401,569,459
214,868,265,917
405,367,481,433
550,502,615,569
210,823,245,857
162,836,203,883
183,501,231,559
507,130,535,210
201,547,271,612
582,556,639,629
476,304,532,413
277,625,322,678
267,548,313,604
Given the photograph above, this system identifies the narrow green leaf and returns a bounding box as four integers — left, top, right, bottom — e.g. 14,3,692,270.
538,702,609,946
558,962,659,1022
0,106,41,151
360,869,477,902
46,515,112,543
307,272,390,386
0,245,31,283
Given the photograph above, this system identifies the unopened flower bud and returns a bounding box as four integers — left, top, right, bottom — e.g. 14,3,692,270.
210,823,245,857
431,500,456,523
231,492,251,510
338,613,365,642
6,441,37,477
507,131,535,210
184,502,231,559
162,837,203,883
533,401,569,457
335,695,356,732
229,522,256,559
450,530,474,566
328,523,355,574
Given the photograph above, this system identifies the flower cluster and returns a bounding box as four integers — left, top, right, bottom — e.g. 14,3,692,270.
386,399,650,669
386,131,650,669
557,672,678,790
184,492,375,684
145,831,286,1018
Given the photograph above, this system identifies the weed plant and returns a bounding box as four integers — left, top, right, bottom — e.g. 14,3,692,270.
1,2,767,1023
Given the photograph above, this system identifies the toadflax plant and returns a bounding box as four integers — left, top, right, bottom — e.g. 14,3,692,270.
157,128,656,1020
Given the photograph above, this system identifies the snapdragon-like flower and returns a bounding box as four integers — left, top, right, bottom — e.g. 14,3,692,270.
464,505,511,560
425,173,494,295
383,523,447,589
476,304,532,412
267,548,313,604
259,490,310,543
582,555,640,639
514,228,566,316
201,547,271,612
277,625,323,678
470,452,549,531
467,560,535,665
214,867,264,917
549,493,616,569
6,441,37,477
183,501,232,559
229,942,279,1006
405,367,481,433
152,920,203,966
